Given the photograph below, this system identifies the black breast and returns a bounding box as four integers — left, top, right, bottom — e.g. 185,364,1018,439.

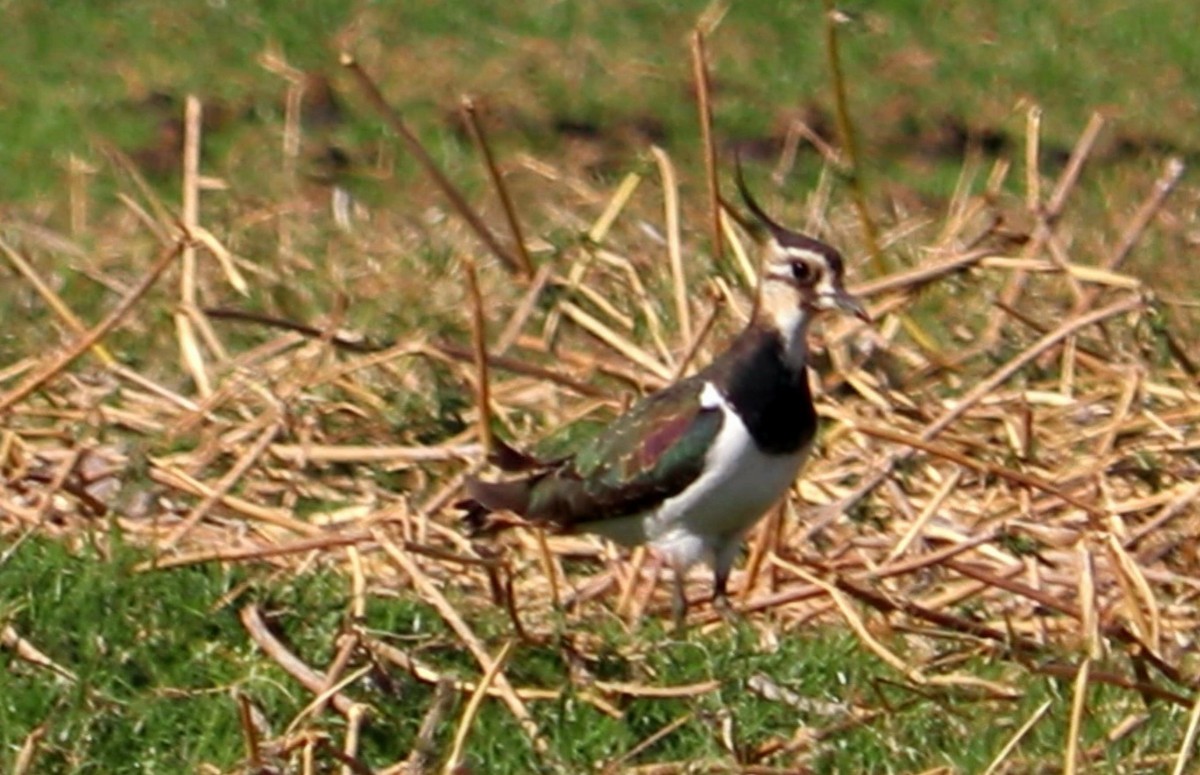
713,327,817,455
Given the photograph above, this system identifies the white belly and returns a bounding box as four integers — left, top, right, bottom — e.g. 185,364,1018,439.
638,382,808,570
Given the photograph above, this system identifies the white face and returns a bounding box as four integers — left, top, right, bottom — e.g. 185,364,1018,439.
732,165,869,324
763,244,860,317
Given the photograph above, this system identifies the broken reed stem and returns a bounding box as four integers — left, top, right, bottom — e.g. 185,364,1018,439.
850,246,994,298
161,417,283,550
1064,657,1091,775
445,639,515,774
1024,104,1042,210
374,530,548,754
982,699,1051,775
0,237,115,366
1077,542,1099,657
389,679,455,775
690,29,722,264
179,95,212,397
348,545,367,618
496,262,553,354
650,146,692,345
615,546,650,619
1172,693,1200,775
793,565,925,683
240,604,358,717
340,55,522,275
588,172,642,244
560,301,673,382
66,154,92,236
312,632,359,722
985,112,1106,345
286,666,373,737
203,306,387,353
534,529,561,610
146,463,324,539
855,423,1107,519
461,95,535,278
103,141,176,236
235,698,261,767
283,72,304,178
820,0,885,275
463,257,495,457
928,294,1144,439
1,624,77,683
819,2,953,362
435,341,608,398
884,468,962,563
1103,534,1160,651
342,703,367,775
1048,112,1107,217
603,712,695,775
0,241,183,414
670,293,723,381
180,96,201,308
1072,155,1185,316
12,724,46,775
1105,156,1186,274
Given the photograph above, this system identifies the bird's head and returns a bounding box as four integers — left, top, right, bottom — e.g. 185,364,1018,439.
734,165,870,327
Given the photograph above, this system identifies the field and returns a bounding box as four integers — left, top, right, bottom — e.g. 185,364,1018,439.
3,1,1200,773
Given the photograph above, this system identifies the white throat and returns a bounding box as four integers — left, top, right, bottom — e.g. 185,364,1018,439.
759,280,813,369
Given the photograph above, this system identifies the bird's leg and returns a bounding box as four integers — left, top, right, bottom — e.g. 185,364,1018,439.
671,568,689,633
712,567,738,622
712,569,730,610
712,545,742,623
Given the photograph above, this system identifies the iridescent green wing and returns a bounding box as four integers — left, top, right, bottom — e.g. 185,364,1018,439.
524,376,724,526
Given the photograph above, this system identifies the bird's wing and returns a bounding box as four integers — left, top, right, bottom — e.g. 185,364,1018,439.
522,377,724,528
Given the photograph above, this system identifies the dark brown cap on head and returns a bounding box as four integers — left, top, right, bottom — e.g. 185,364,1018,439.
733,157,845,273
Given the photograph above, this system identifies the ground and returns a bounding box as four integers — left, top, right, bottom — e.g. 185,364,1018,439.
2,2,1200,773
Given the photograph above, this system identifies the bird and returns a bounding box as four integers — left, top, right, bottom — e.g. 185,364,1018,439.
460,167,869,629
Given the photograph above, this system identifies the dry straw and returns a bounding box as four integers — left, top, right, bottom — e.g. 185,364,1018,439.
2,30,1198,775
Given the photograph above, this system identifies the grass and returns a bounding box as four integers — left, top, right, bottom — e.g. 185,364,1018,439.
3,0,1200,772
1,537,275,772
4,538,1191,773
4,1,1199,204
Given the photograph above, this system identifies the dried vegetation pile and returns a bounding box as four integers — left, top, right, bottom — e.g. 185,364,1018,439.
3,52,1200,773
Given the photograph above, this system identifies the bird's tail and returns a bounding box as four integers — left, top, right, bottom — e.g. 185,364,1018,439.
458,476,537,535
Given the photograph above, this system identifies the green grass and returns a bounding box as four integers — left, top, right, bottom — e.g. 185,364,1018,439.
5,0,1198,353
4,0,1199,204
4,1,1200,772
6,0,1197,353
1,538,1190,772
1,537,271,772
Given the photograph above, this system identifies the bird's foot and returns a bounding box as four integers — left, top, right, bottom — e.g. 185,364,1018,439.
671,577,690,634
712,591,741,624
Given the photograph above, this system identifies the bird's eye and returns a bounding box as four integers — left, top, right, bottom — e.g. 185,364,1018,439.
791,261,815,283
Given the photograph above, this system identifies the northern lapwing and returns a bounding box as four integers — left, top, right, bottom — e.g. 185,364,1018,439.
461,168,869,628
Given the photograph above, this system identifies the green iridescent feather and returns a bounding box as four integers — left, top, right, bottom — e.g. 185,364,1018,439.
521,375,724,527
